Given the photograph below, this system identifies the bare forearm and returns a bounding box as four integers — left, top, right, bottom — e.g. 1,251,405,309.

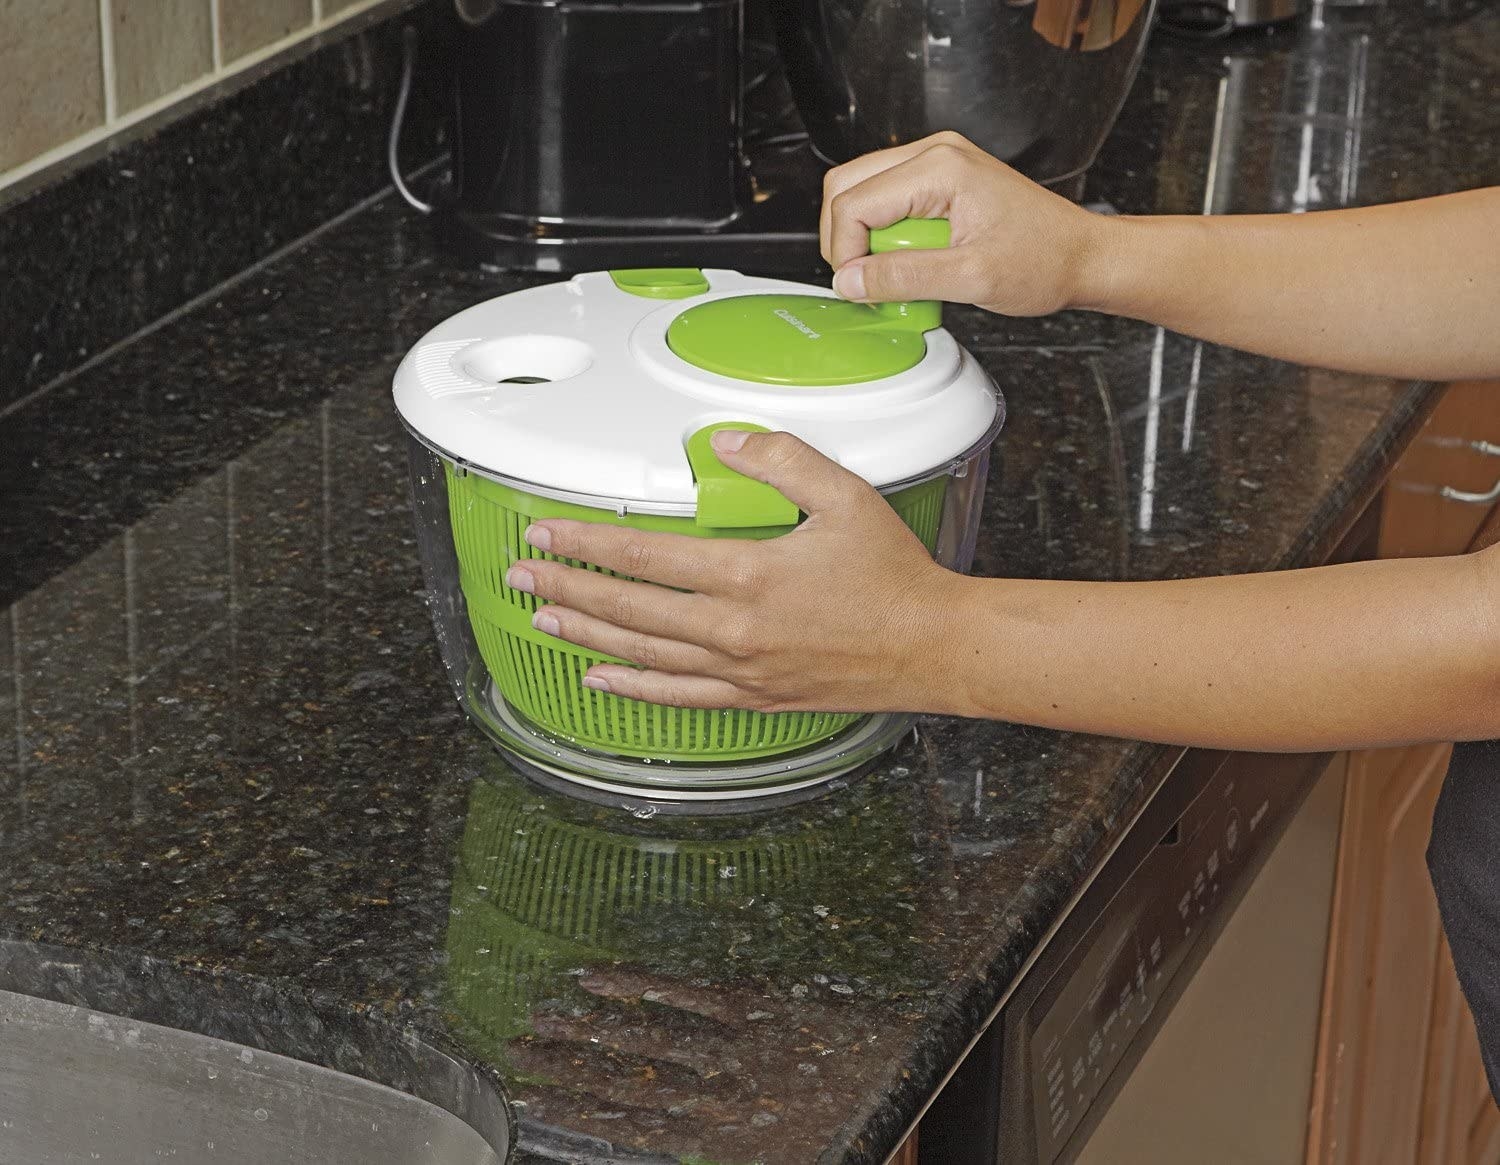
938,547,1500,752
1087,189,1500,380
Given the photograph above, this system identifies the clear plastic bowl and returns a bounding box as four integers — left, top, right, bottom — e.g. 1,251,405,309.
404,406,1000,795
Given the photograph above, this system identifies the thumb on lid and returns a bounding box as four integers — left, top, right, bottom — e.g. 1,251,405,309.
709,429,749,454
707,431,866,517
834,246,967,306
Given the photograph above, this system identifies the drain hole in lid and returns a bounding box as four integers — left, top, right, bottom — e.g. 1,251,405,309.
459,335,593,384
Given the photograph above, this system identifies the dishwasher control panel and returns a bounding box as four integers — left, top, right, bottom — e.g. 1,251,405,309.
1024,752,1305,1162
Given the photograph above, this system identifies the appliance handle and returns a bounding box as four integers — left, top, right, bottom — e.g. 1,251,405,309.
1441,476,1500,505
1439,441,1500,504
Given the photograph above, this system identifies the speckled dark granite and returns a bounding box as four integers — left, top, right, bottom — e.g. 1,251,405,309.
1,2,1497,1163
0,0,445,415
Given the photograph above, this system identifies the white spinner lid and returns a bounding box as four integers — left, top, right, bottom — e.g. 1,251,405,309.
392,269,1000,513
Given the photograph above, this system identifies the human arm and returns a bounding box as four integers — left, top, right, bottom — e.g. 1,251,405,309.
822,133,1500,381
509,432,1500,753
509,137,1500,749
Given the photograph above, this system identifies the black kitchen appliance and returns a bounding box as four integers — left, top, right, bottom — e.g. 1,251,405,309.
400,0,1158,272
774,0,1159,196
423,0,825,272
916,746,1335,1163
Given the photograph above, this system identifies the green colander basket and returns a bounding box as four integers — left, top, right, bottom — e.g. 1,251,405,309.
446,464,946,762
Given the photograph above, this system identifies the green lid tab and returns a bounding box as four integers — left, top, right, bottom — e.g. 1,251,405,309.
685,423,799,529
869,217,951,252
868,217,949,333
609,268,711,299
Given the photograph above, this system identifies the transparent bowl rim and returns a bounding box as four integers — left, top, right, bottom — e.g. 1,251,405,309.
398,395,1005,517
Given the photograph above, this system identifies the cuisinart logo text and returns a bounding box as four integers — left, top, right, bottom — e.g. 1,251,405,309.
773,308,821,339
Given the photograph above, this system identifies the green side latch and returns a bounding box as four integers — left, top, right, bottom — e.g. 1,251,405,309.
609,268,711,299
868,217,950,333
684,423,799,529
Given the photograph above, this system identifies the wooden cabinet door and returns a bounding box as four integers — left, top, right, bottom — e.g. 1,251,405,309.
1380,381,1500,560
1305,743,1455,1165
1420,939,1500,1165
1473,497,1500,555
889,1129,918,1165
1308,380,1500,1165
1418,479,1500,1165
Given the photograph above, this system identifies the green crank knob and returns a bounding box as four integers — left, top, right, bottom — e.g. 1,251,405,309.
868,218,950,333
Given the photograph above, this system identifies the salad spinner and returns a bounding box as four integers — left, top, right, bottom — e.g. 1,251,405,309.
395,219,1003,805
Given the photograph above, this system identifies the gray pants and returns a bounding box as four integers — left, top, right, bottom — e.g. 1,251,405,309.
1428,738,1500,1101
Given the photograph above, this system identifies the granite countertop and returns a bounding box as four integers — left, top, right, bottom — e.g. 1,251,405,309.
2,3,1498,1163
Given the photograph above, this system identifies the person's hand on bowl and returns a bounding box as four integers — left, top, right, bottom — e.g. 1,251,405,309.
506,429,962,715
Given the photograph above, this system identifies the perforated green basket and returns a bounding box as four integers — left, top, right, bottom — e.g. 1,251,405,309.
446,464,946,762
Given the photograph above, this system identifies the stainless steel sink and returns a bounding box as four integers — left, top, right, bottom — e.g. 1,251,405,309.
0,989,507,1164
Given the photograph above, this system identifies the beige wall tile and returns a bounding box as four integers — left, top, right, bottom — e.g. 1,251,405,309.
218,0,313,64
112,0,214,114
0,0,105,172
323,0,370,13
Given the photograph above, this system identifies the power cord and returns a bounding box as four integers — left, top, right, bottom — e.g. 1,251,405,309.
389,25,433,214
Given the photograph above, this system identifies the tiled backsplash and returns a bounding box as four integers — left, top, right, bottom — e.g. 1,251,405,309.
0,1,445,414
0,0,397,190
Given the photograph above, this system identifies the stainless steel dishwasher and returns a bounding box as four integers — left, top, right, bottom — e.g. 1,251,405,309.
917,746,1343,1165
1074,757,1344,1163
914,487,1380,1165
